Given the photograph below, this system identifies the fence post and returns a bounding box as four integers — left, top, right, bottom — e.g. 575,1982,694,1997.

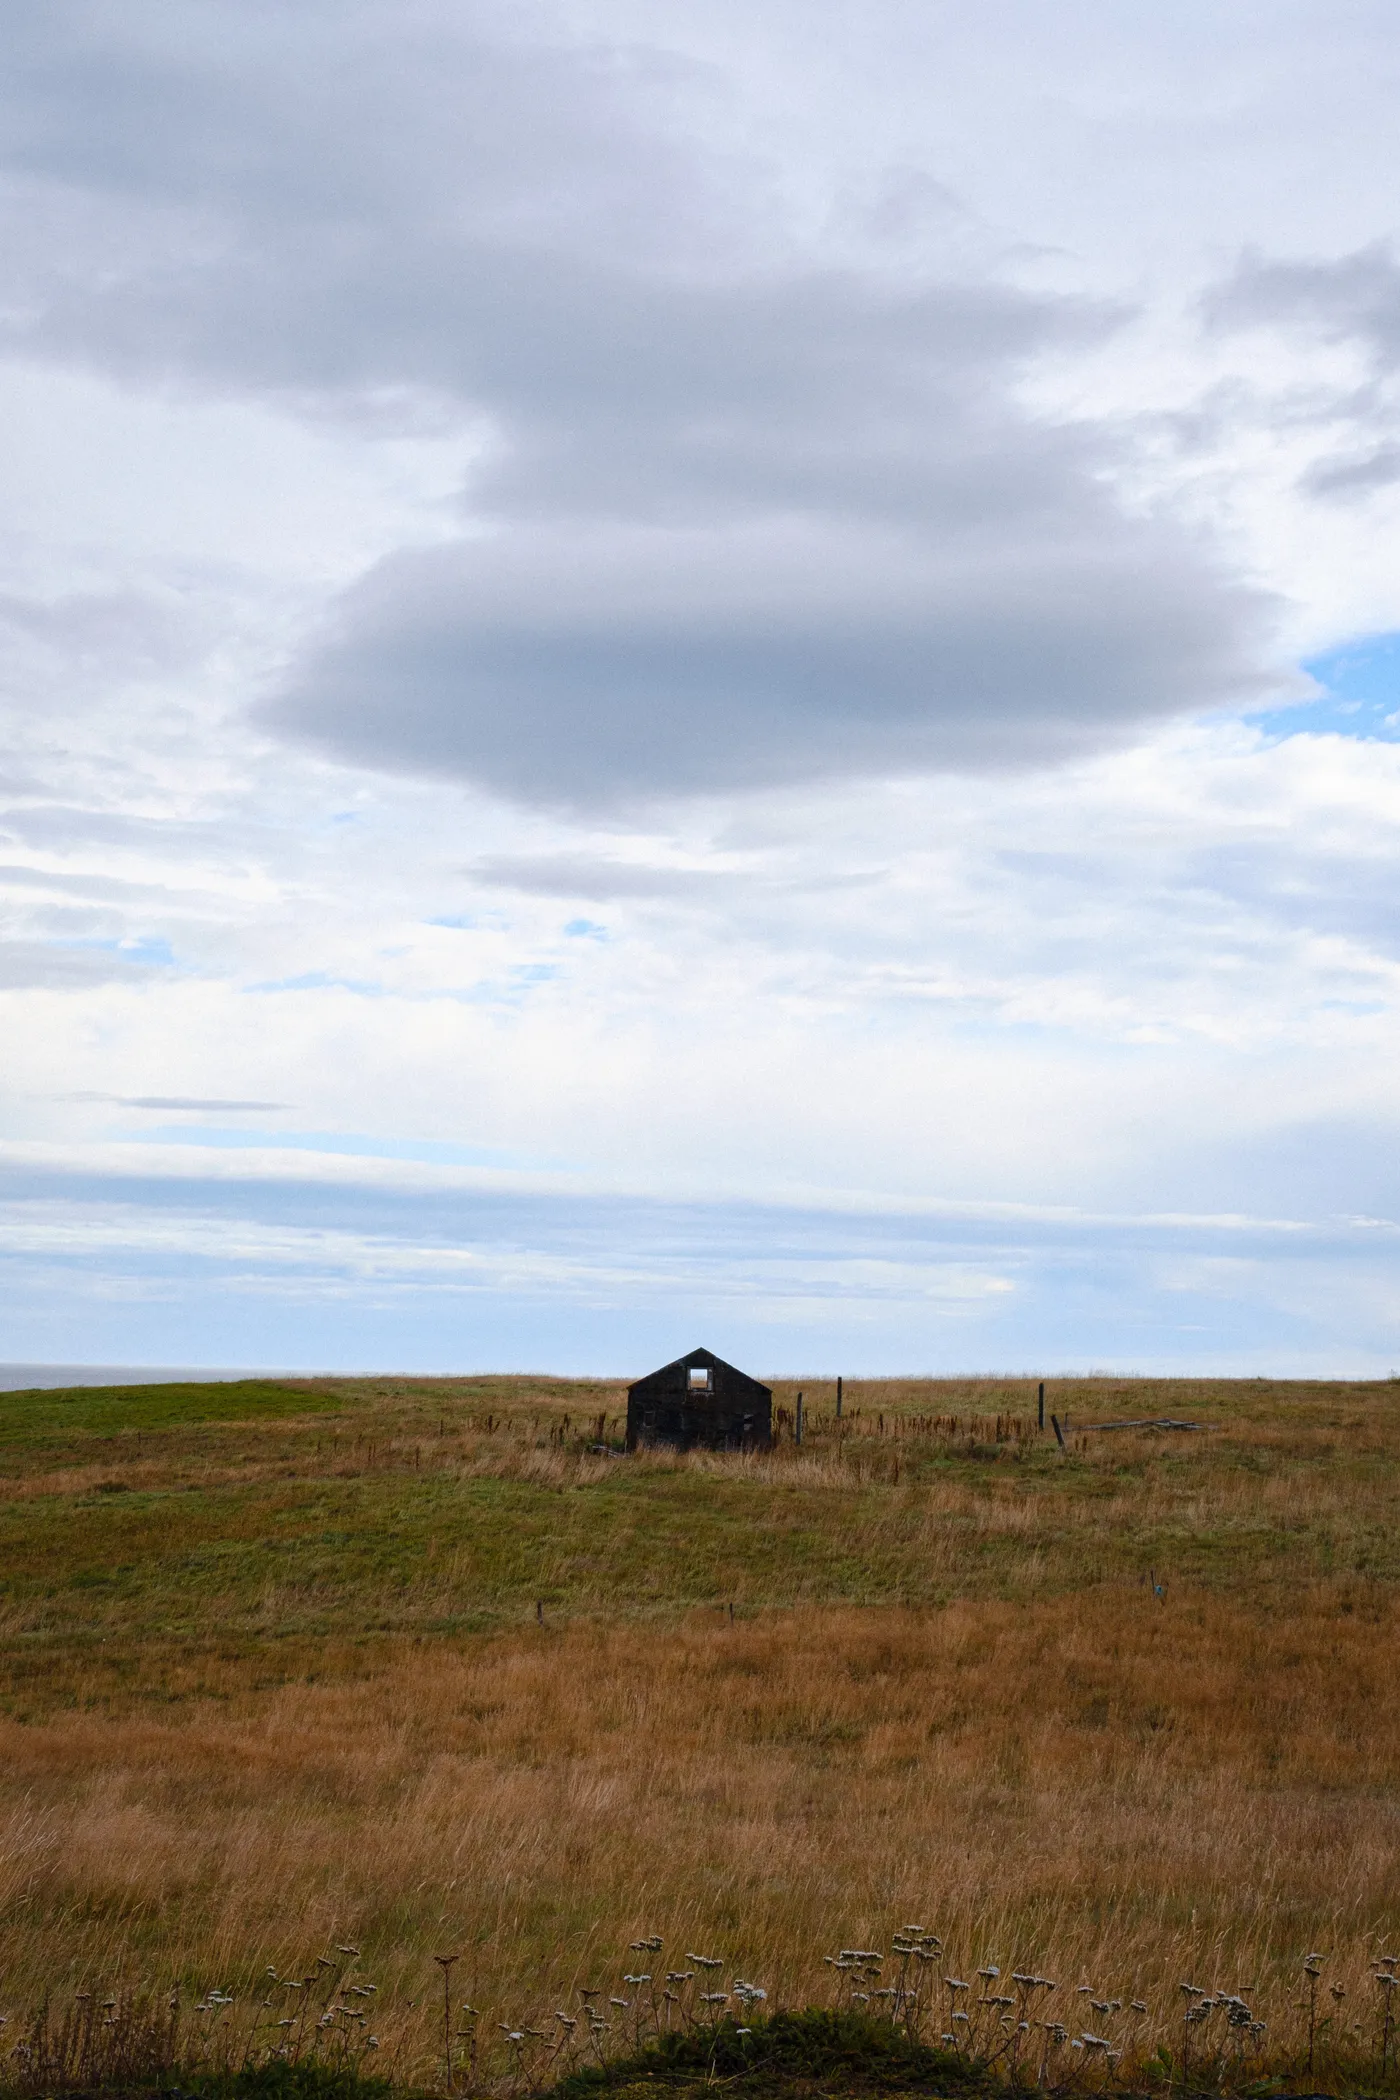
795,1391,804,1446
836,1375,843,1419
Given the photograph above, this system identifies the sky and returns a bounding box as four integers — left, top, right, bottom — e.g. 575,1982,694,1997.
3,1,1400,1377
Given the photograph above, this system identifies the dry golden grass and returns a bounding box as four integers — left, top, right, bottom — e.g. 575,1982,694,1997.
1,1586,1397,2080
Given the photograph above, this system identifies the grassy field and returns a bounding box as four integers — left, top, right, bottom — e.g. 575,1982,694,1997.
0,1371,1397,2089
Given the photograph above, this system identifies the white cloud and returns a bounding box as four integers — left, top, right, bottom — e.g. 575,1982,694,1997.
0,2,1399,1367
0,9,1282,804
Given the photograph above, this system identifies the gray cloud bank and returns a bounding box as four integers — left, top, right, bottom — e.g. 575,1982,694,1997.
74,1095,290,1113
1205,241,1400,369
1206,242,1400,502
275,482,1272,807
1,5,1281,805
0,941,159,990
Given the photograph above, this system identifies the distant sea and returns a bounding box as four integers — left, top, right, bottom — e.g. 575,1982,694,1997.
0,1364,289,1391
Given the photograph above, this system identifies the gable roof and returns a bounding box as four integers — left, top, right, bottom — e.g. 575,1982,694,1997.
628,1346,771,1398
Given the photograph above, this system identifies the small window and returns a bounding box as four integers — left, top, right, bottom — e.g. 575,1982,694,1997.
688,1366,711,1390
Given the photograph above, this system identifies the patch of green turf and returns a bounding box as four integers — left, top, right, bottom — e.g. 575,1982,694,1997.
0,1381,344,1446
554,2010,993,2099
188,2062,398,2100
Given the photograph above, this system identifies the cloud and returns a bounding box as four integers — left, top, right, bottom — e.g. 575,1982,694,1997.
3,1133,1399,1376
0,941,165,990
0,585,197,716
0,7,1280,808
268,503,1274,808
1203,240,1400,534
75,1095,291,1112
1300,444,1400,499
468,849,877,904
1205,241,1400,370
470,854,730,901
3,3,1400,1375
0,8,722,403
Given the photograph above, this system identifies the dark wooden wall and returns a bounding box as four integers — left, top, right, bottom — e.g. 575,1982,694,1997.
626,1351,772,1451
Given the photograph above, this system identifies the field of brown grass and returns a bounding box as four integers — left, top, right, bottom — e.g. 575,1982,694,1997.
0,1373,1397,2085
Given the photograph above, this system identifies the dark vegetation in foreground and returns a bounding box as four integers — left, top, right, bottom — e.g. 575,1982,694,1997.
3,2002,1397,2100
560,2012,997,2097
4,1949,1399,2100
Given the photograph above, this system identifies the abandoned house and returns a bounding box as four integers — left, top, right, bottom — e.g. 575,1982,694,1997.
626,1347,773,1452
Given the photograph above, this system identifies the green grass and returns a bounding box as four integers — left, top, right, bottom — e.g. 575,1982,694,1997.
0,1450,1385,1643
0,1378,344,1447
1,1372,1399,1714
555,2011,994,2100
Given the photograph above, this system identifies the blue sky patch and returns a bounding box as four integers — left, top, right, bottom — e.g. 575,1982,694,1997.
244,971,387,995
48,934,179,966
128,1127,540,1167
1252,632,1400,741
